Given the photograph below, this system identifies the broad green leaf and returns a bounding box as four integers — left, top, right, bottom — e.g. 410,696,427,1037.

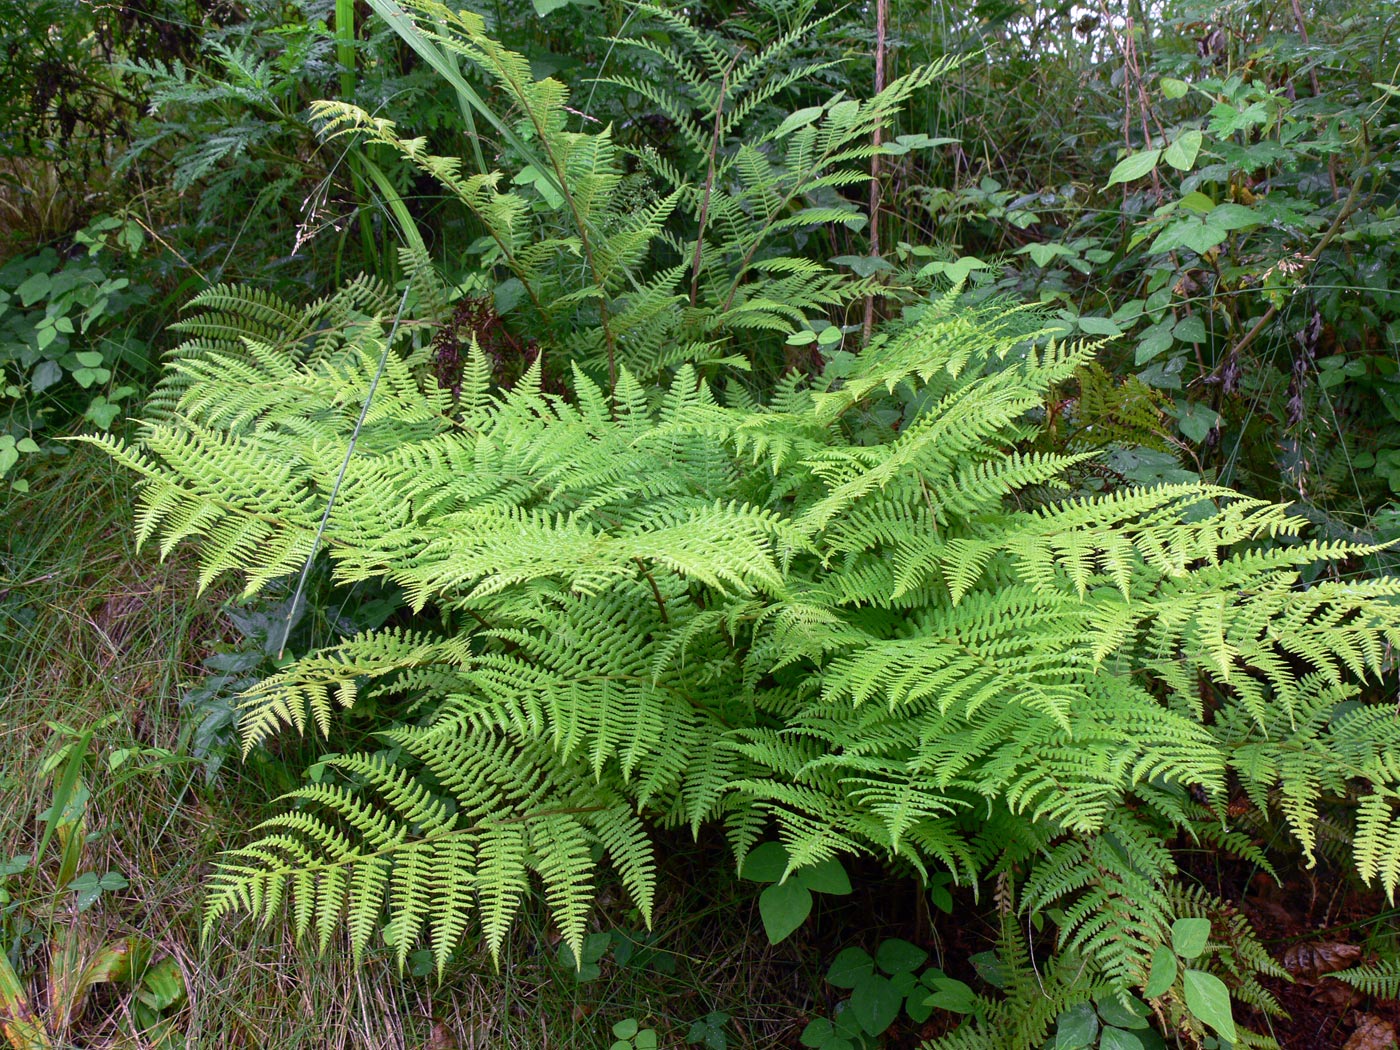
776,106,825,137
906,991,934,1023
1183,969,1235,1042
1053,1002,1100,1049
16,272,51,307
494,278,525,315
969,951,1008,989
880,133,959,155
741,842,788,883
73,367,110,389
1163,130,1203,171
923,977,980,1014
1106,148,1162,188
1179,191,1216,214
613,1019,639,1039
1172,917,1211,959
85,398,122,429
1148,218,1228,256
1179,222,1229,255
1178,402,1221,444
1161,77,1189,100
512,164,565,208
1134,323,1175,365
798,858,852,895
890,971,917,996
918,256,990,285
758,879,811,944
75,351,104,368
1206,203,1259,231
1079,316,1124,337
30,360,63,393
1096,993,1150,1029
799,1019,834,1048
875,939,927,975
830,255,893,278
1145,945,1178,998
827,947,874,988
1173,315,1207,343
850,974,903,1035
1138,354,1186,390
1020,242,1076,267
1100,1027,1146,1050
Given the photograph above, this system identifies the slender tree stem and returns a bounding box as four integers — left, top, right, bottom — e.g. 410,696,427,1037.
862,0,888,346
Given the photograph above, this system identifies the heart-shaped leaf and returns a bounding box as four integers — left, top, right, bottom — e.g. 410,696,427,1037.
759,879,811,944
850,974,902,1036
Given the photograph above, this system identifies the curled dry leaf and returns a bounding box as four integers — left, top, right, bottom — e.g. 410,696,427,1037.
1283,941,1363,980
1343,1014,1398,1050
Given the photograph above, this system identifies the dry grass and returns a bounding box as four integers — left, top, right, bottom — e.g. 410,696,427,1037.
0,447,431,1048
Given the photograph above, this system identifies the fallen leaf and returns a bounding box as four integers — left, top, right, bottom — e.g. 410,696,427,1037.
1313,978,1365,1011
1343,1014,1398,1050
1283,941,1363,979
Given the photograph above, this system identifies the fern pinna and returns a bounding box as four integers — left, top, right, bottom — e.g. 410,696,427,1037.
94,278,1400,1034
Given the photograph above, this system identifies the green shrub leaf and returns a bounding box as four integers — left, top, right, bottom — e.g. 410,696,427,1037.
1183,969,1235,1042
758,880,812,944
851,974,903,1035
1106,148,1161,187
1171,917,1212,959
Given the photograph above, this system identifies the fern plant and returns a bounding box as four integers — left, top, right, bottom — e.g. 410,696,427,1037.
94,272,1400,1041
316,0,955,385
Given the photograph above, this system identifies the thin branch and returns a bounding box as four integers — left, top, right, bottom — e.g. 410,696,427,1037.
690,56,738,308
862,0,888,346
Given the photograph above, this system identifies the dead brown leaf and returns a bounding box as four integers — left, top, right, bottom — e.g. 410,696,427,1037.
1314,978,1365,1012
1343,1014,1398,1050
1284,941,1363,980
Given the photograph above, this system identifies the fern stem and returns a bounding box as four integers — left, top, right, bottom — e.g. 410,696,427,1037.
634,558,671,624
